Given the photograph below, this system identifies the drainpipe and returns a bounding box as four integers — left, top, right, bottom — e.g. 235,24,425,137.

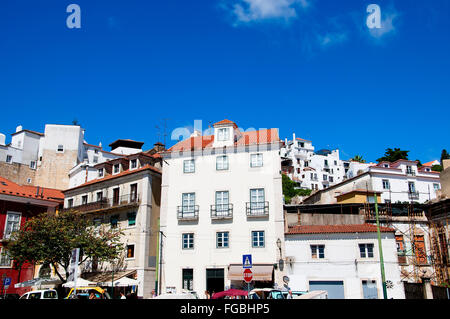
374,193,388,299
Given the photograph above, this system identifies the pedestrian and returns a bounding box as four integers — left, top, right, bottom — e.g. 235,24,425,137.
287,290,293,299
120,292,126,299
205,290,210,299
151,289,156,298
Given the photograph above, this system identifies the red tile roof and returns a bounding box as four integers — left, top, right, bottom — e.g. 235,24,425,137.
63,164,161,192
213,119,238,128
165,128,280,153
422,160,439,167
0,176,64,203
286,224,395,235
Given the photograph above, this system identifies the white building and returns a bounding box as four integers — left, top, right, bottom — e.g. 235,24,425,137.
160,119,286,297
285,224,405,299
62,152,162,299
280,133,347,191
304,160,441,205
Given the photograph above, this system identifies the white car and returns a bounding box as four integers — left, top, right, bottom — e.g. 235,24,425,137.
19,289,58,299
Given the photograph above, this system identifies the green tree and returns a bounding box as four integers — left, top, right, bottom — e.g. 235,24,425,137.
441,149,450,164
5,211,123,283
376,148,409,163
282,174,312,204
351,155,366,163
431,165,443,172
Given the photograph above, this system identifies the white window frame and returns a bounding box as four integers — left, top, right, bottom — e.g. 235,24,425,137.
0,248,12,267
113,164,120,175
6,155,12,164
359,243,375,259
30,161,37,169
250,153,263,168
57,144,64,153
216,155,229,171
182,233,194,250
182,193,196,214
130,159,138,170
216,231,229,248
215,191,229,214
3,212,21,239
382,179,390,190
311,245,325,259
251,231,265,248
217,128,230,141
183,159,195,173
125,243,136,260
98,168,104,178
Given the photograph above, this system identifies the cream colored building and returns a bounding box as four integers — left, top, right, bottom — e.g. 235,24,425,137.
62,152,162,299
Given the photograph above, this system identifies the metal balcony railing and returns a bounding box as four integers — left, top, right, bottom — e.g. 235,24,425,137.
177,205,199,220
246,202,269,217
62,194,140,214
406,171,416,176
408,191,420,200
210,204,233,220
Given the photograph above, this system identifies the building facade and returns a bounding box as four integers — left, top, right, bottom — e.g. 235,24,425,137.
0,176,63,296
62,152,162,299
280,133,347,191
160,120,286,298
285,224,405,299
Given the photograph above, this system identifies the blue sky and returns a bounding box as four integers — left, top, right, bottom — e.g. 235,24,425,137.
0,0,449,163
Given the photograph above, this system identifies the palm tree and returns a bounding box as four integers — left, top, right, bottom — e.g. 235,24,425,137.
351,155,366,163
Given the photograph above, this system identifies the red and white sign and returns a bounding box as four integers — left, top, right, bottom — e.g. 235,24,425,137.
243,269,253,283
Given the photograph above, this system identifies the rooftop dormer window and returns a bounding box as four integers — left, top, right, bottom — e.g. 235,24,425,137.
383,164,389,168
98,168,104,178
113,164,120,174
217,128,230,141
130,159,137,170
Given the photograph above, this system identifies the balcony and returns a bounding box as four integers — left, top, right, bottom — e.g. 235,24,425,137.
406,171,416,176
210,204,233,220
408,191,420,200
177,205,199,221
397,252,407,265
246,202,269,218
62,194,140,214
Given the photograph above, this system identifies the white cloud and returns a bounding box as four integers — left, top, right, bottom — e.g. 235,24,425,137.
368,11,398,39
230,0,310,23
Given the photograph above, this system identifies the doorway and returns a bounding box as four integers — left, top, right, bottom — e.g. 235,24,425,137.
206,269,224,295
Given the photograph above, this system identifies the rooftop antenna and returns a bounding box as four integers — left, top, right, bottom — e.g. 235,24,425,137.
162,118,169,147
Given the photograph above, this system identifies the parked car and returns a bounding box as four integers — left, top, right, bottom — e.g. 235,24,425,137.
0,293,20,300
154,292,197,299
294,290,328,299
65,287,111,299
19,289,58,299
281,290,308,299
248,288,285,299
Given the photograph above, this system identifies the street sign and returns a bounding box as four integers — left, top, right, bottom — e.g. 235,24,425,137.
243,269,253,283
242,254,252,269
3,277,11,286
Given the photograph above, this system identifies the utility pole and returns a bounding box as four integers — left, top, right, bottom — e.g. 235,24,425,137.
374,193,388,299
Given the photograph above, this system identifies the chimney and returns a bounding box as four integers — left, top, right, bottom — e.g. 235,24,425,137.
36,186,40,197
293,133,296,141
16,125,23,133
153,142,165,153
0,133,5,146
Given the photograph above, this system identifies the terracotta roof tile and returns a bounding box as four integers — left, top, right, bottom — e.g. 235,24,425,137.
0,176,64,202
286,224,395,235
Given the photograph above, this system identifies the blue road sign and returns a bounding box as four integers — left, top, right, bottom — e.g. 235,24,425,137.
3,277,11,286
242,254,252,269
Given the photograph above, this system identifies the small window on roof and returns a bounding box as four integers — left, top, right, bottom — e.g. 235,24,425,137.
130,159,137,169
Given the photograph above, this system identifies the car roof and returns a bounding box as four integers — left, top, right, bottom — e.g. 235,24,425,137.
27,289,56,293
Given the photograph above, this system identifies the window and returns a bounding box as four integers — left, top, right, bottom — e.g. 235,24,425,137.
433,183,440,191
113,164,120,174
183,159,195,173
182,269,193,291
4,212,21,239
127,212,136,227
323,175,328,181
250,154,263,167
304,161,309,167
43,291,57,299
98,168,104,178
406,166,413,174
94,149,99,154
68,199,73,208
81,195,88,205
311,245,325,259
362,280,378,299
0,248,12,267
413,235,427,264
6,155,12,163
96,192,103,202
30,161,37,169
27,178,32,184
126,244,135,259
329,176,334,183
250,189,265,213
217,128,230,141
110,215,119,229
324,160,328,166
182,193,195,213
216,155,229,170
130,159,137,169
334,161,337,165
252,231,265,248
182,233,194,249
396,235,405,252
130,183,138,202
57,145,64,152
382,179,390,190
215,191,229,213
408,182,416,193
217,232,229,248
359,244,374,258
93,156,98,164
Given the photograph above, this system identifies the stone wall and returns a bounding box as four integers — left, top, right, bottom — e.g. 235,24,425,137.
34,149,79,190
0,162,36,185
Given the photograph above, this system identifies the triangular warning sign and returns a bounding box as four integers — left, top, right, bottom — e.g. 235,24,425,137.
244,257,251,267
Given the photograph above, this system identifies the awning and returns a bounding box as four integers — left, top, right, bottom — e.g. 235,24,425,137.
100,276,139,287
228,265,273,281
14,277,62,288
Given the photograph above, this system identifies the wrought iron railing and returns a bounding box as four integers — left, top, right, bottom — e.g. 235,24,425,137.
210,204,233,219
62,194,140,213
177,205,199,220
246,202,269,217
